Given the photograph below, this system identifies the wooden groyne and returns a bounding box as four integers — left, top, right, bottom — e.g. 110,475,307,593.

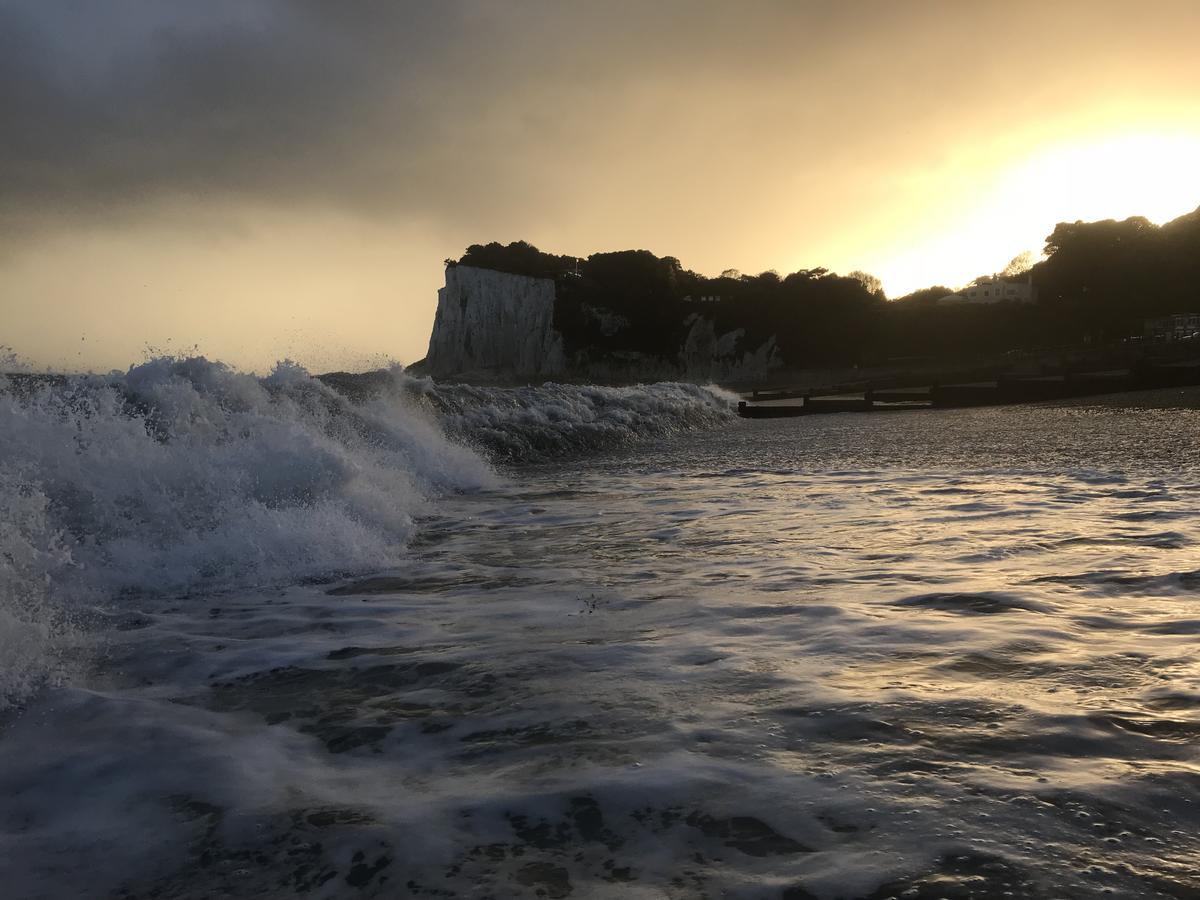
737,360,1200,418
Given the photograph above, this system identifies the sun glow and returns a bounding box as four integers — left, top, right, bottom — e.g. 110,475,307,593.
1001,131,1200,228
871,129,1200,298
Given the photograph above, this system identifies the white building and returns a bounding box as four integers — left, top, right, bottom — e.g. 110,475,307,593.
1145,313,1200,341
939,276,1036,306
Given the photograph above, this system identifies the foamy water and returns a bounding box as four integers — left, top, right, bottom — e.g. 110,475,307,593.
2,364,1199,898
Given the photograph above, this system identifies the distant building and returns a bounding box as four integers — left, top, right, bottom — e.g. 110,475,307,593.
959,276,1037,305
1145,313,1200,341
937,275,1036,306
683,294,723,304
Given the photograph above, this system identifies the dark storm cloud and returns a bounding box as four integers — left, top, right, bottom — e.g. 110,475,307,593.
0,0,923,238
1,2,452,223
4,0,1199,243
0,2,663,227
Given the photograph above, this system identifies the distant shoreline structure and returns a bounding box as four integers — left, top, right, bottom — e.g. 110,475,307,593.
737,357,1200,418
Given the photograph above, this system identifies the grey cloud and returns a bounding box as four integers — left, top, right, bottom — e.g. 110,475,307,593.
2,3,434,219
1,0,924,236
4,0,1199,245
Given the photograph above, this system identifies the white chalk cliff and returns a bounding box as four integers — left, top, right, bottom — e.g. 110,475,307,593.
422,264,780,382
679,316,780,382
424,266,566,377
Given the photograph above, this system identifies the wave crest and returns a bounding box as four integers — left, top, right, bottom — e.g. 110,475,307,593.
0,358,733,706
423,380,737,462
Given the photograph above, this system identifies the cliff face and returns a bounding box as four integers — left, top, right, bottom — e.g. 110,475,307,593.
679,316,780,383
422,264,779,383
424,266,566,378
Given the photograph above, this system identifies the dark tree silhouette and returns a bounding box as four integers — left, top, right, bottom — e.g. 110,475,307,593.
449,206,1200,372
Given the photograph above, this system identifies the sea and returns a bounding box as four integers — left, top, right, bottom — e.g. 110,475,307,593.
2,357,1199,899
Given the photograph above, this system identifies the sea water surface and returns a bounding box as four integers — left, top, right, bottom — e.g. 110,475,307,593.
2,360,1200,898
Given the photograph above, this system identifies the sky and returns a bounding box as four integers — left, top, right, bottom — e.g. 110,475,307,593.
4,0,1200,373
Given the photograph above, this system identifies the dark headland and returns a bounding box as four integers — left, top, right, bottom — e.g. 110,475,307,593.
407,208,1200,413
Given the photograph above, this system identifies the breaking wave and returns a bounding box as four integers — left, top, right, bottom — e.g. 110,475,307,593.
415,379,738,461
0,357,735,706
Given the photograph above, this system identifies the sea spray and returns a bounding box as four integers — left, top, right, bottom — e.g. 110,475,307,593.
398,376,737,462
0,462,77,705
0,357,735,706
0,357,491,706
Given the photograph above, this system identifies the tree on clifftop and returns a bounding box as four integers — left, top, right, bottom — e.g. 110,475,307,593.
1001,251,1035,278
848,270,886,300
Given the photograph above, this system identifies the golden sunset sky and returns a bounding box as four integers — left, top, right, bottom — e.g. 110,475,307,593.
3,0,1200,371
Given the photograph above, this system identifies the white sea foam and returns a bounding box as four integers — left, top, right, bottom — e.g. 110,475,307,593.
0,358,481,706
420,379,736,460
0,358,734,707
